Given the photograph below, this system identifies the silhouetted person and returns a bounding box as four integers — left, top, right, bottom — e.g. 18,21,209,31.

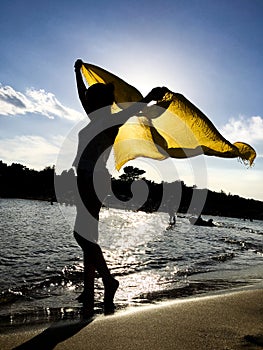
169,214,176,225
207,218,215,226
73,59,168,313
166,199,176,229
168,206,176,226
195,215,203,225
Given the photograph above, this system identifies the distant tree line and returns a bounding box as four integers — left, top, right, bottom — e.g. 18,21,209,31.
0,160,263,220
0,161,55,201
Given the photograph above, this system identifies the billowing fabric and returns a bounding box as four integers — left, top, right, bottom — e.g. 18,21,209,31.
81,63,256,170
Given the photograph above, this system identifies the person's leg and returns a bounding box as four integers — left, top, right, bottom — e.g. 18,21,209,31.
76,246,119,313
75,233,118,308
75,172,100,305
90,242,119,309
74,232,95,306
82,254,96,308
76,170,119,309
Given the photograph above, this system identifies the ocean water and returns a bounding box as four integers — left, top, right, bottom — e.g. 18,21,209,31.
0,198,262,330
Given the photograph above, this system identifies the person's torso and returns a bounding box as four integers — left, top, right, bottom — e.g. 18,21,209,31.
73,116,120,174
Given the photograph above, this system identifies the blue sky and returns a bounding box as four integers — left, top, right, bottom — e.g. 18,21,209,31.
0,0,262,200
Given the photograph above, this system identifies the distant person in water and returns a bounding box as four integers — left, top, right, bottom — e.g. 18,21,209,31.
73,59,168,313
167,201,176,227
166,212,176,230
169,212,176,226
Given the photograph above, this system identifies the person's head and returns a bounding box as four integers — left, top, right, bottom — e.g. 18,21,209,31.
85,83,115,114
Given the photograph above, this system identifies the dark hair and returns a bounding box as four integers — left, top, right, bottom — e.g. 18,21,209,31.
85,83,115,113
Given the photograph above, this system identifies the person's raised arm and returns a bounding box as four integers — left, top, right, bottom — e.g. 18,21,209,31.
115,87,169,125
74,59,89,115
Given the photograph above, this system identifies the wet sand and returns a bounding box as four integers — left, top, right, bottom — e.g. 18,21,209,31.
1,288,262,350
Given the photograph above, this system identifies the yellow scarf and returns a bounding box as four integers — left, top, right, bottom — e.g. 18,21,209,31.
81,62,256,171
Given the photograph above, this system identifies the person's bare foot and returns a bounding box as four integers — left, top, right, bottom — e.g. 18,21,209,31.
103,277,119,313
77,292,95,318
76,291,94,307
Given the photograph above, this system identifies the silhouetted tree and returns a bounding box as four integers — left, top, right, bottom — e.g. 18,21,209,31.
0,160,263,220
119,166,146,182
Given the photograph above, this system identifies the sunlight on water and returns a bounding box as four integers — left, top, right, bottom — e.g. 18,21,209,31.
0,198,262,328
124,272,161,303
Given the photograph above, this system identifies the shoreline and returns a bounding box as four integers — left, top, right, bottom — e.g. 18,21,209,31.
0,278,261,334
1,286,262,350
2,197,263,221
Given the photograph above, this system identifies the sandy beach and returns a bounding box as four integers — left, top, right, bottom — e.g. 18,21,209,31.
0,288,262,350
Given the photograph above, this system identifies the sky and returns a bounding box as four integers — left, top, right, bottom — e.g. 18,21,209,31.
0,0,263,201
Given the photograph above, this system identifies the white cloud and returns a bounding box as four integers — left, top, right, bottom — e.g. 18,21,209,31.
220,115,263,158
0,135,65,169
0,84,83,121
220,115,263,144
